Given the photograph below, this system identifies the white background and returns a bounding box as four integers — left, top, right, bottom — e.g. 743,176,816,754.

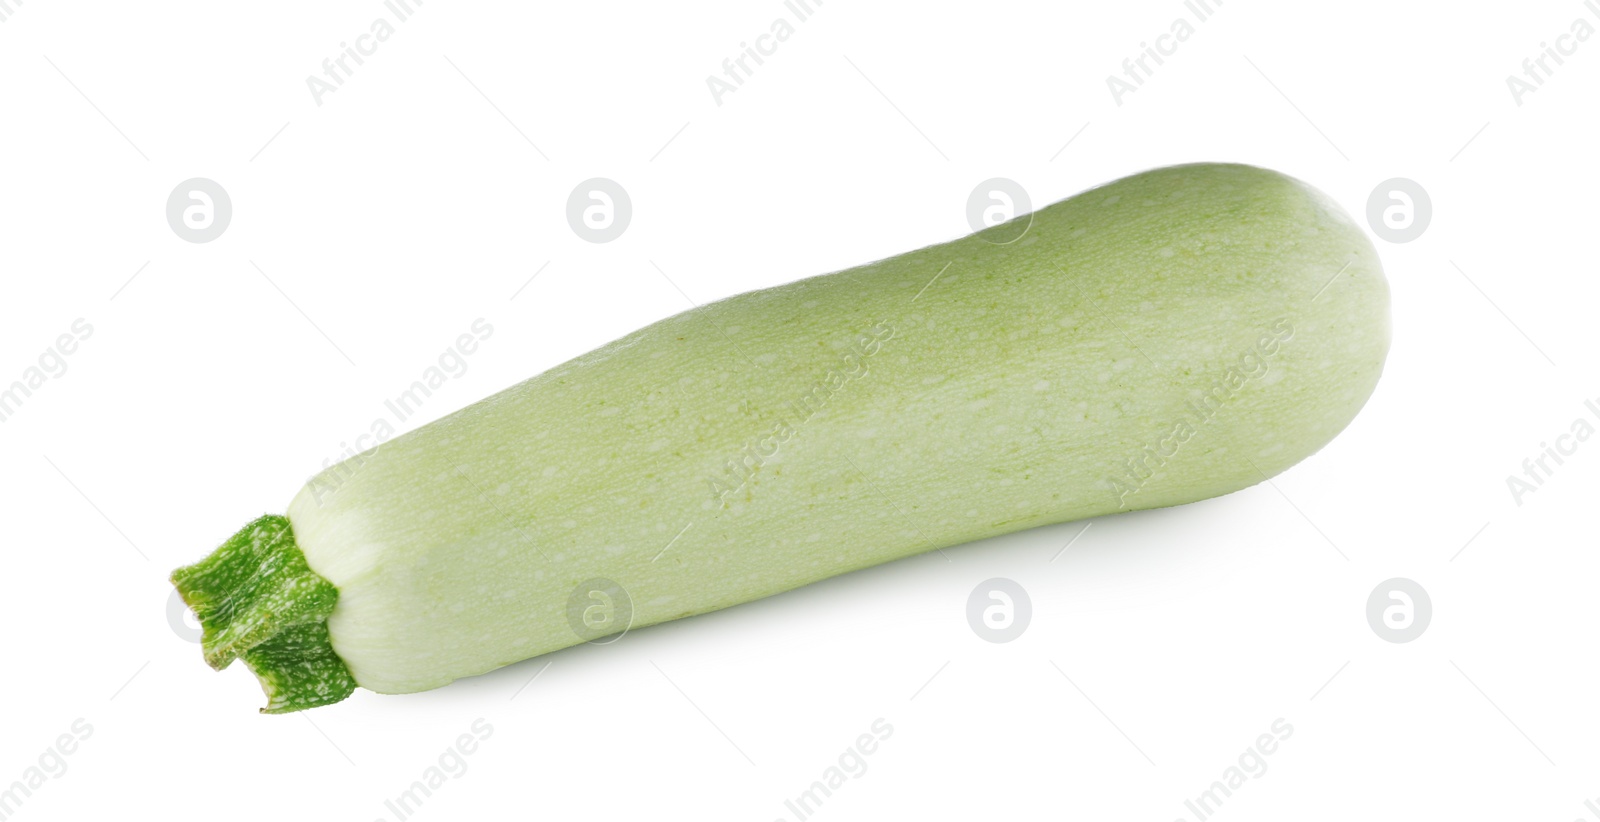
2,0,1597,819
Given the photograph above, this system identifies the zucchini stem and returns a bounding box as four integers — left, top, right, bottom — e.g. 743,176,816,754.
170,515,356,713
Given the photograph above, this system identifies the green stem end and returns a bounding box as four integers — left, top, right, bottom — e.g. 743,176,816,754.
170,515,357,713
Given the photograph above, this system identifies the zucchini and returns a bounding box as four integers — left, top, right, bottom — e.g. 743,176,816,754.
171,162,1389,712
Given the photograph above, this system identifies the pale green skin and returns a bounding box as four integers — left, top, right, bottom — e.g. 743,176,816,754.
288,163,1389,695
